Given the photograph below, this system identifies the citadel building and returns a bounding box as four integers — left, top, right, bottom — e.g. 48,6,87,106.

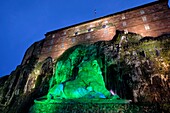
23,0,170,64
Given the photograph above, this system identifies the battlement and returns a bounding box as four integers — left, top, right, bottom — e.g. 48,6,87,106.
23,0,170,63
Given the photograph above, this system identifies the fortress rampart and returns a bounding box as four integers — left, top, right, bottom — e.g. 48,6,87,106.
22,0,170,64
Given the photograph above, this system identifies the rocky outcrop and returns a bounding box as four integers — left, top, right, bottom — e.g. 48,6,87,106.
0,40,53,113
21,40,44,65
0,31,170,113
45,31,170,103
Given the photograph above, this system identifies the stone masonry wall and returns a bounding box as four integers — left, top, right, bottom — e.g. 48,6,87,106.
35,1,170,62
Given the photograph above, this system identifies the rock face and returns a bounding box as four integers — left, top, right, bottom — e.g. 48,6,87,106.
0,40,53,113
0,31,170,113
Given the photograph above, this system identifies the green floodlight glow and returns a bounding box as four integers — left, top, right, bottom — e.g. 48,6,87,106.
47,59,111,100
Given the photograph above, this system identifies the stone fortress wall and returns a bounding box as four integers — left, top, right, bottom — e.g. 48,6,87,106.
22,0,170,63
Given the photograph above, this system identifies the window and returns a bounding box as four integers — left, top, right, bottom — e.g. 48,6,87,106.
88,28,93,32
102,21,108,28
90,24,94,28
86,34,91,39
62,38,64,42
144,24,150,30
122,14,126,20
50,40,54,45
74,28,79,36
61,43,64,48
140,10,145,14
63,31,66,35
87,25,94,32
102,24,107,28
52,34,55,38
122,21,127,27
104,20,108,24
142,16,147,22
75,31,78,36
72,38,76,43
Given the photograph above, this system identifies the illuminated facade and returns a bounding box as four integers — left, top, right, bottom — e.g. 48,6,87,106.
23,0,170,63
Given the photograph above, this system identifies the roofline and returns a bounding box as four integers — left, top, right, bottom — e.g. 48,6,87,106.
45,0,167,36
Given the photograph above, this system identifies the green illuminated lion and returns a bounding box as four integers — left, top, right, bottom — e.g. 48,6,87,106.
47,60,111,100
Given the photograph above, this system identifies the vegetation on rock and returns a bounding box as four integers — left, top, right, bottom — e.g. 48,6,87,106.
0,31,170,113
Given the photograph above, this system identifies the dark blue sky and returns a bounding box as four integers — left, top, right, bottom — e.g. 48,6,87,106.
0,0,169,76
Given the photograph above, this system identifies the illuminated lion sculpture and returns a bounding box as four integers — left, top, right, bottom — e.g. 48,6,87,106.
47,60,111,100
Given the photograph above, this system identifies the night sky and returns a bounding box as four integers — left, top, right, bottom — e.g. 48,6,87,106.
0,0,169,77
